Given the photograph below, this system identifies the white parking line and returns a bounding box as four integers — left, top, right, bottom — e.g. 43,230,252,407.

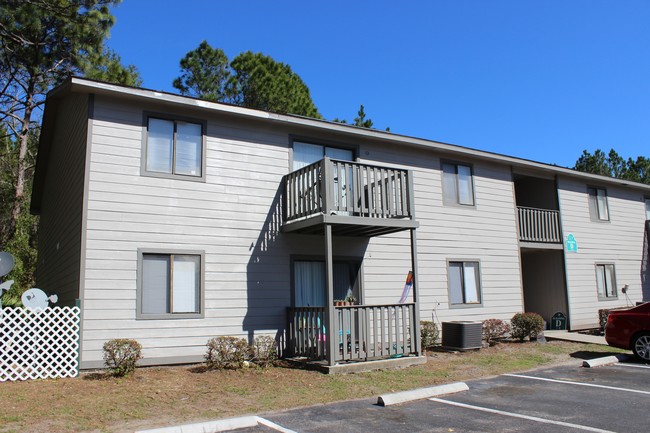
429,398,615,433
135,416,296,433
257,417,297,433
614,363,650,370
504,373,650,395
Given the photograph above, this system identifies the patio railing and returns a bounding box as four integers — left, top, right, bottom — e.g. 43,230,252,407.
517,206,562,243
287,303,417,362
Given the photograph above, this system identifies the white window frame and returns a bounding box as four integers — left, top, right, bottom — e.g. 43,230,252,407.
447,260,482,307
442,161,475,206
587,187,610,221
141,113,207,182
595,263,618,300
137,249,205,319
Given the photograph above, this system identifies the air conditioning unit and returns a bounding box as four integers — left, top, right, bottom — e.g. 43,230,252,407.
442,321,483,350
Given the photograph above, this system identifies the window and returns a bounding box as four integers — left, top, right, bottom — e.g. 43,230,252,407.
447,261,481,305
442,162,475,206
144,116,204,179
645,198,650,220
595,264,617,299
587,187,609,221
138,251,203,318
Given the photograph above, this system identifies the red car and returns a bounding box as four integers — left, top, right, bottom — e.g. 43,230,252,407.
605,302,650,362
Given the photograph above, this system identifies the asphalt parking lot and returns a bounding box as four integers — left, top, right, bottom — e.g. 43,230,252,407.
139,355,650,433
246,356,650,433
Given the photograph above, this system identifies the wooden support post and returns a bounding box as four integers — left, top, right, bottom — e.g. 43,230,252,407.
407,170,421,355
323,157,333,215
324,224,336,365
410,228,421,355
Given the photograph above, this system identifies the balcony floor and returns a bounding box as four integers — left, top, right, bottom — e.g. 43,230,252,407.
519,241,563,250
282,213,419,237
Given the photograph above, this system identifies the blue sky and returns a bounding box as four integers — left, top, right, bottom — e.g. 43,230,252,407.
106,1,650,168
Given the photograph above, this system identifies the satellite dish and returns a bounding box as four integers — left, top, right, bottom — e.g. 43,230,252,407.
0,252,15,277
21,288,57,311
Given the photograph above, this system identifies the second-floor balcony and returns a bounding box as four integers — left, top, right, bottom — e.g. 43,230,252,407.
517,206,562,244
282,158,418,236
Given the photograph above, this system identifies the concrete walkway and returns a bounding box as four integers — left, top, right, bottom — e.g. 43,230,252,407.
544,330,606,345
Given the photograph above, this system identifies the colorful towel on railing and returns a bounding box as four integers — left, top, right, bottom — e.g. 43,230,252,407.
398,271,413,303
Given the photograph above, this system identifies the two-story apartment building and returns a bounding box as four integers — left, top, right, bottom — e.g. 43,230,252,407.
31,77,650,370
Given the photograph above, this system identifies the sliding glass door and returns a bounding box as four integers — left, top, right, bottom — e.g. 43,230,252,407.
294,260,360,307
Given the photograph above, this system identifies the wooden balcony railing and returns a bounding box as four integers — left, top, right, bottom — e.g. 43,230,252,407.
517,206,562,243
287,303,417,362
284,158,413,223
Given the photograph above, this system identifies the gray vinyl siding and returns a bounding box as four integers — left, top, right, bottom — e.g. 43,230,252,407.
558,177,646,329
35,93,89,306
357,144,523,323
81,96,371,366
78,95,525,367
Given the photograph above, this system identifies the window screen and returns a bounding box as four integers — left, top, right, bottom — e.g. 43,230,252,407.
142,255,170,314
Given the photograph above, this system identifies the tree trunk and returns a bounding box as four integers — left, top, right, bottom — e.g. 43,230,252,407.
9,84,34,237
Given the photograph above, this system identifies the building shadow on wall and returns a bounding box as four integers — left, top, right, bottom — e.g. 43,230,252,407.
642,221,650,302
243,185,289,349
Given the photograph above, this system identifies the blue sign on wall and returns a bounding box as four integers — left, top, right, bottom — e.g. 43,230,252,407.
566,233,578,252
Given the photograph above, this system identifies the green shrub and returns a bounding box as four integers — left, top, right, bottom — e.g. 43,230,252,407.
420,321,439,349
510,312,544,341
482,319,510,346
250,335,278,368
205,336,249,370
103,339,142,377
598,308,627,332
598,308,611,332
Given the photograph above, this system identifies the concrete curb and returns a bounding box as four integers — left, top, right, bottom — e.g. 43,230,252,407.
135,415,296,433
377,382,469,406
582,355,619,368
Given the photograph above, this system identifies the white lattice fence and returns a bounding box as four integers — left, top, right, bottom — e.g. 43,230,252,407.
0,306,80,381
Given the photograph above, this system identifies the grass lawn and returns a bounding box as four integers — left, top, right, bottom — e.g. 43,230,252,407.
0,341,626,433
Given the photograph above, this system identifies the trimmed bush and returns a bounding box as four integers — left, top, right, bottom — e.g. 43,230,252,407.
205,336,249,370
598,308,627,332
511,312,544,341
420,321,439,349
598,308,613,332
250,335,278,368
103,339,142,377
482,319,510,346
